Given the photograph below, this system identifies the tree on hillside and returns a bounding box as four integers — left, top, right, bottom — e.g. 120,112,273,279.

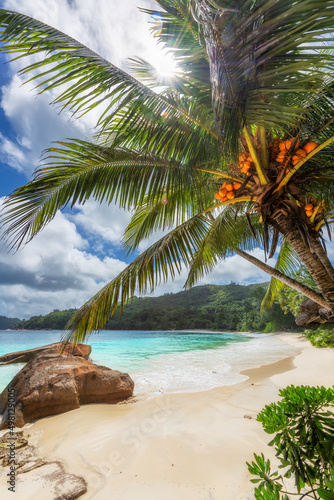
1,1,334,342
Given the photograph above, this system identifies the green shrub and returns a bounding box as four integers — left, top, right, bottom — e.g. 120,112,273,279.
304,327,334,348
263,321,279,333
247,385,334,499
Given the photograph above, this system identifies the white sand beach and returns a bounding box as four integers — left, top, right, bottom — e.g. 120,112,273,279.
3,332,334,500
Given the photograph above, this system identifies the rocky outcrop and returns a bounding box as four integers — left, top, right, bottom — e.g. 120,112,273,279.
0,342,91,365
0,345,134,429
295,298,334,327
0,431,87,499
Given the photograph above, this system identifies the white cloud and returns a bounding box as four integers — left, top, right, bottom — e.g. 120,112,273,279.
0,74,91,177
0,203,127,318
0,131,27,172
2,0,159,68
69,200,132,246
0,0,164,179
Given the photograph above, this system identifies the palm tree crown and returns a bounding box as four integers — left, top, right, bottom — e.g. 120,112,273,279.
1,0,334,342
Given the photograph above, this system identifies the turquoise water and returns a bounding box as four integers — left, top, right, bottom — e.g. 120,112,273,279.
0,330,298,396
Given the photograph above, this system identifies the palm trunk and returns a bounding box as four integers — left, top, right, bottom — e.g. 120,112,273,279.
273,213,334,312
310,235,334,282
234,248,328,309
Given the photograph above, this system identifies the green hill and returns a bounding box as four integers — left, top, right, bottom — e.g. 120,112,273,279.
13,283,297,332
0,316,21,329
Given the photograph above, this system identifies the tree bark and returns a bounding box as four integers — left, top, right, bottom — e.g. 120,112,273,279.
309,234,334,282
272,212,334,312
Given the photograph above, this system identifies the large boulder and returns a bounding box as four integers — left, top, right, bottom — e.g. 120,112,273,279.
0,342,91,364
0,346,134,429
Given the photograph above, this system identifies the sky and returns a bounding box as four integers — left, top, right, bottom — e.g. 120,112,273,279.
0,0,295,319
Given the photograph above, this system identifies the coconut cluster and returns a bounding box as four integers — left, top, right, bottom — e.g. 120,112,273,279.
303,200,324,219
214,181,242,202
272,139,319,172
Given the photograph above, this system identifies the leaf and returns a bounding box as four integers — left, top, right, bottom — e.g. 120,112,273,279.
318,488,334,500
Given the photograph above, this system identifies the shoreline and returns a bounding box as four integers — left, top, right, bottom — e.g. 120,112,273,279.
1,332,333,499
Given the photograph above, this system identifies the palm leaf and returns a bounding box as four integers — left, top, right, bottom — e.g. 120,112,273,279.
64,214,210,342
1,140,202,248
261,240,302,311
191,0,334,156
185,205,265,288
0,8,214,139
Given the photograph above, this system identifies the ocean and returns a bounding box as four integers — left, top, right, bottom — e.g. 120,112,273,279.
0,330,298,397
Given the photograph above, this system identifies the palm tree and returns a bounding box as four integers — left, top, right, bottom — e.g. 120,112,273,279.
1,0,334,342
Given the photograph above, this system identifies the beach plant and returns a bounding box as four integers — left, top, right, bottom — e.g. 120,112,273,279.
304,327,334,348
278,269,317,319
1,2,334,341
247,385,334,499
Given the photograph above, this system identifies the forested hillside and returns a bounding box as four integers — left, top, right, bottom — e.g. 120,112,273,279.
0,315,20,329
13,283,297,332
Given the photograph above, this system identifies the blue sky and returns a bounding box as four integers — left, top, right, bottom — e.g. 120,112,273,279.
0,0,285,319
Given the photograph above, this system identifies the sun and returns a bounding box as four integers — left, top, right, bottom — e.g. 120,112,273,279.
147,12,179,80
153,49,179,80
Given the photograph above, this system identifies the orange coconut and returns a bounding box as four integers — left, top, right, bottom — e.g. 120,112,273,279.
276,152,287,163
295,148,307,158
279,139,293,151
303,142,319,154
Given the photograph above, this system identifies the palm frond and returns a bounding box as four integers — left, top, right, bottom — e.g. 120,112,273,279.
103,90,219,163
1,140,201,248
142,0,211,88
261,240,302,311
64,214,210,343
0,8,212,138
190,0,334,156
122,185,212,253
185,205,265,288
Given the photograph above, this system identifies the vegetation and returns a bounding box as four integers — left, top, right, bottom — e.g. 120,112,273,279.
0,315,20,329
278,269,318,318
276,270,334,347
1,2,334,343
12,283,297,332
304,327,334,349
13,309,77,331
247,385,334,499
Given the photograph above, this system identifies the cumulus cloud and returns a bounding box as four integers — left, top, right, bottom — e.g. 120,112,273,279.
69,200,132,247
2,0,158,68
0,75,90,177
0,204,127,318
0,0,162,178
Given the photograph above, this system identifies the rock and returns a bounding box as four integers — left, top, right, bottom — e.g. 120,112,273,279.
16,461,88,499
0,431,29,465
300,298,320,314
0,342,91,365
0,346,134,429
295,299,334,327
0,431,87,499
